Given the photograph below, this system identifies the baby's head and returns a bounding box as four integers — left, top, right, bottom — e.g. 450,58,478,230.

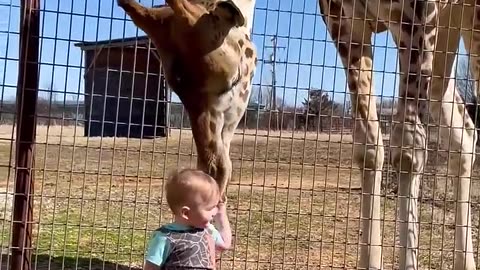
165,168,220,228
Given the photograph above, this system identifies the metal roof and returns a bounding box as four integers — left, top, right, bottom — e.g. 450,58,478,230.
75,3,167,50
74,36,152,51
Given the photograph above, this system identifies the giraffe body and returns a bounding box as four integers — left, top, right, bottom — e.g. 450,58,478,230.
117,0,257,201
318,0,479,269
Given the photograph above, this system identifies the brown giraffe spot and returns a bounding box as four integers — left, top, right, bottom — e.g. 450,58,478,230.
351,55,360,65
236,107,243,116
245,34,250,41
407,72,418,85
409,48,420,65
243,65,249,76
227,38,241,54
401,15,417,36
329,1,342,16
210,121,216,133
238,39,244,47
411,0,425,20
207,140,217,153
338,43,348,58
348,79,358,91
330,23,340,39
423,26,436,38
240,90,249,102
209,108,219,117
403,89,420,100
245,47,254,58
428,35,436,48
389,9,402,22
350,43,362,64
347,70,358,90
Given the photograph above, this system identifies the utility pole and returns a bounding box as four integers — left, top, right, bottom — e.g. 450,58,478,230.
264,35,285,130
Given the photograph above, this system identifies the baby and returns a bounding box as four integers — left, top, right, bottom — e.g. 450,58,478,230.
144,168,232,270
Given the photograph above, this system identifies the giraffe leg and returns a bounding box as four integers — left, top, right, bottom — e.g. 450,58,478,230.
388,1,440,269
417,3,478,269
435,71,477,270
444,3,480,269
318,1,384,268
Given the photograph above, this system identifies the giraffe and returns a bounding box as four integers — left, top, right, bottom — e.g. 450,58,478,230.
317,0,479,268
116,0,257,202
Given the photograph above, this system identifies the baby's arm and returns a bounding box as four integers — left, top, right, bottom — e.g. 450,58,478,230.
211,202,232,251
144,231,170,270
144,261,160,270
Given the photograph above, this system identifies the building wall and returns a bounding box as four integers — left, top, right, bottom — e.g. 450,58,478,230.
83,45,168,138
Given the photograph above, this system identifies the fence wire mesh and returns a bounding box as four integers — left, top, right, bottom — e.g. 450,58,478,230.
1,0,480,269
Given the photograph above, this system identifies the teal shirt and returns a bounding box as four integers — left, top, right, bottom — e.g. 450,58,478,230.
145,223,224,267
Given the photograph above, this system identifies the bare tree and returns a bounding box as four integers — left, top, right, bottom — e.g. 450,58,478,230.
299,89,343,131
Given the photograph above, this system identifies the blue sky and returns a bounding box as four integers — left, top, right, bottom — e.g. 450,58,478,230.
0,0,469,108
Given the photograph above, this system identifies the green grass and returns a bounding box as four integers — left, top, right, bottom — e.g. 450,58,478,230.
0,126,479,269
2,186,474,269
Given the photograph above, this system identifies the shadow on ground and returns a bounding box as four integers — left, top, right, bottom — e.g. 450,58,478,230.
1,254,142,270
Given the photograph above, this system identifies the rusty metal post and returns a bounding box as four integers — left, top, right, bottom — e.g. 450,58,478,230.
10,0,40,270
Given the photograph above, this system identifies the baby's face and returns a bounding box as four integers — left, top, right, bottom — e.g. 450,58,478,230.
188,193,220,229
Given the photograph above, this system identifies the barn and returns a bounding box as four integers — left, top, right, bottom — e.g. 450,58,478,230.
75,36,170,138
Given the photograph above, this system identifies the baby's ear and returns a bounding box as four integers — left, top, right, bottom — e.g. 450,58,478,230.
180,206,190,219
213,0,245,27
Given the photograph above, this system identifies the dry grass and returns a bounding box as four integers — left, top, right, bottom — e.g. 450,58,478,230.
0,124,479,269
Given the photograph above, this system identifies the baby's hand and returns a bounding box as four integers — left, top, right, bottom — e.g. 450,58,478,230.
212,201,232,250
214,202,227,222
217,201,226,212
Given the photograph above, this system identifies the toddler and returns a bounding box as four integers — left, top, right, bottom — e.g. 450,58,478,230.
144,168,232,270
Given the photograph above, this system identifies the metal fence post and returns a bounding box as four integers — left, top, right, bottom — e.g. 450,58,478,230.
10,0,40,270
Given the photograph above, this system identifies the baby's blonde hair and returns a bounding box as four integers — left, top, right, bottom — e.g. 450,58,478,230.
165,168,219,213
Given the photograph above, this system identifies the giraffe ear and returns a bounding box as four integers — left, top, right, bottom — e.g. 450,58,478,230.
213,0,245,27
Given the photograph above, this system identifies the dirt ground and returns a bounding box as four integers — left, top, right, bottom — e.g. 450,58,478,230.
0,124,480,269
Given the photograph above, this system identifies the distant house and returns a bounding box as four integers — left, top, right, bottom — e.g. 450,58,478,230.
75,36,170,138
